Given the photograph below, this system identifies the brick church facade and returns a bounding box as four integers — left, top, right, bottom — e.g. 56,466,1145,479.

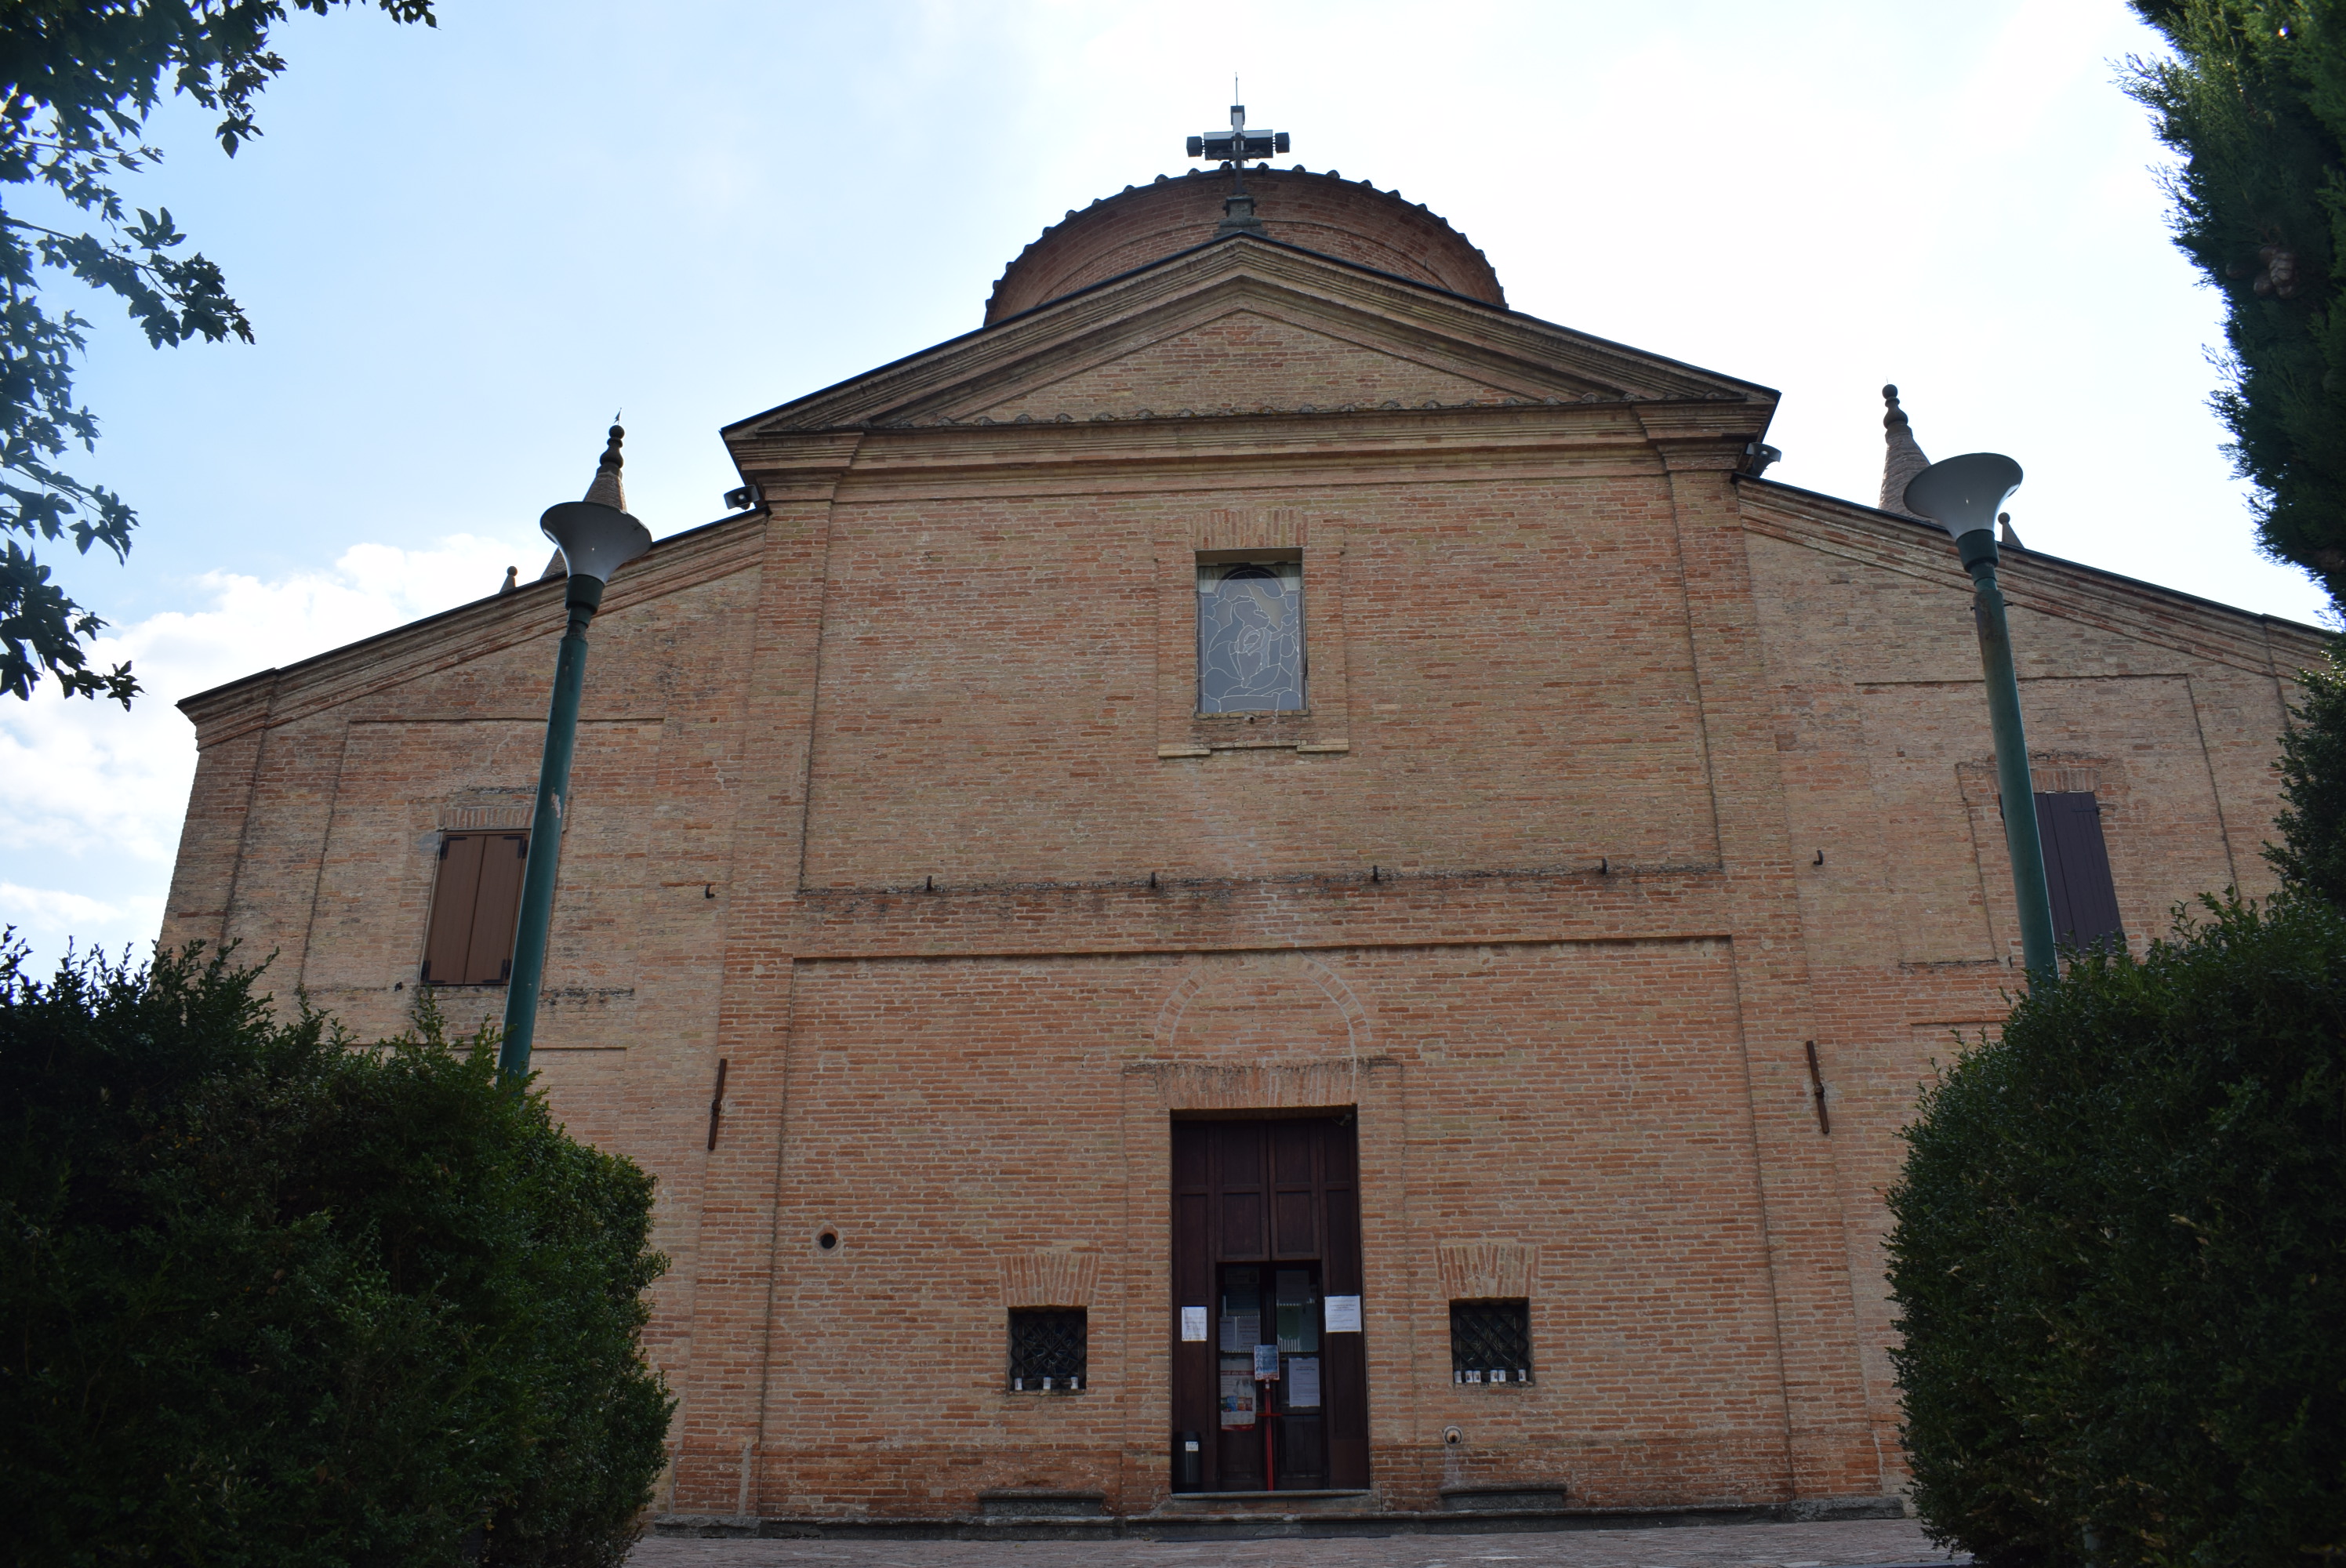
162,163,2324,1521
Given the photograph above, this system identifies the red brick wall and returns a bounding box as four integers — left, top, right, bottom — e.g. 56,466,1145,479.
1738,488,2312,1452
986,169,1505,324
794,471,1716,894
751,940,1792,1516
975,310,1527,421
164,247,2323,1522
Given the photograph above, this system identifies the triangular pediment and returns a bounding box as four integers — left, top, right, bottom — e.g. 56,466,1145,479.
724,235,1773,445
966,308,1520,421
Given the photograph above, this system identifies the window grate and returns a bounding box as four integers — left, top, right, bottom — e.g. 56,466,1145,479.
1008,1308,1088,1391
1451,1299,1533,1385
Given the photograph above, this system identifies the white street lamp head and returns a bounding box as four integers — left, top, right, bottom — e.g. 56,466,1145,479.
541,423,652,584
1904,452,2024,543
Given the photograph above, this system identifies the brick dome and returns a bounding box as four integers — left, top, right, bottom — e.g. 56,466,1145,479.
984,167,1505,325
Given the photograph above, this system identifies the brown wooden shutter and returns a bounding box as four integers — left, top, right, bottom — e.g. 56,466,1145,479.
422,831,530,985
465,833,528,985
2033,791,2123,952
422,833,487,983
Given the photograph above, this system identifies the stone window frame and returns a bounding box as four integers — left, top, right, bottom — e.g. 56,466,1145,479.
1956,755,2134,960
412,792,539,986
1156,508,1350,759
1196,554,1306,715
419,829,528,987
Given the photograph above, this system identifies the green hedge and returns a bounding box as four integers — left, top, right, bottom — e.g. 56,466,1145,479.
0,942,674,1567
1888,896,2346,1566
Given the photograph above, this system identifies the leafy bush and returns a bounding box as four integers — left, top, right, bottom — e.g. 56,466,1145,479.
0,942,673,1567
1887,895,2346,1567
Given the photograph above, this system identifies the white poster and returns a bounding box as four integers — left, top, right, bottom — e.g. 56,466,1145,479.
1219,1311,1259,1352
1180,1306,1208,1342
1218,1373,1256,1428
1287,1356,1322,1409
1324,1294,1363,1332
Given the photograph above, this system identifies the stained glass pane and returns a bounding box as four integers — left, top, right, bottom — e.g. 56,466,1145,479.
1197,561,1305,713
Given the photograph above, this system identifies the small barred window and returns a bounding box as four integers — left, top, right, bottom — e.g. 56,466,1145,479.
1008,1308,1088,1392
1451,1299,1533,1385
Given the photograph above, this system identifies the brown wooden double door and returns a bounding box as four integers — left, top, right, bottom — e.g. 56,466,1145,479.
1171,1117,1368,1492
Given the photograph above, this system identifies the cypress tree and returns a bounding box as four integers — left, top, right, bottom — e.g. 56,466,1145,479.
2268,637,2346,902
2126,2,2346,608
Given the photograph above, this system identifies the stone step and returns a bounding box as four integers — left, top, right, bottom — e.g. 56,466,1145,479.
978,1489,1106,1518
1156,1488,1378,1515
652,1493,1912,1542
1440,1484,1571,1512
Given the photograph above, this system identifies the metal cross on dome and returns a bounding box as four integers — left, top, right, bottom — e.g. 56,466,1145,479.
1186,102,1289,186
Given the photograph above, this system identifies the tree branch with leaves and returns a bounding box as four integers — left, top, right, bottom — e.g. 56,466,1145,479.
0,0,437,706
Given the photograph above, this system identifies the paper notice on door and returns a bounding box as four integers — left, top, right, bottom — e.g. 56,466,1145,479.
1324,1294,1363,1332
1219,1311,1259,1352
1252,1342,1280,1380
1180,1306,1208,1342
1287,1356,1322,1408
1218,1373,1256,1428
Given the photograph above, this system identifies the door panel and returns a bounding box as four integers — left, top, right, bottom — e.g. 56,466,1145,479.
1173,1186,1214,1476
1222,1192,1264,1258
1272,1189,1317,1255
1216,1127,1261,1189
1273,1123,1316,1183
1171,1118,1366,1493
1173,1126,1210,1188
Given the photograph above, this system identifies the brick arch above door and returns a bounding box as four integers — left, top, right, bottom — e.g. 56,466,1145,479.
1151,951,1375,1064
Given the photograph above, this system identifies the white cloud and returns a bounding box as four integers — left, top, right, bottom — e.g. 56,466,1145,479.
0,532,537,971
0,881,151,931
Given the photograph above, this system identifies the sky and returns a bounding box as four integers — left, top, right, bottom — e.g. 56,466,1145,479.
2,0,2334,975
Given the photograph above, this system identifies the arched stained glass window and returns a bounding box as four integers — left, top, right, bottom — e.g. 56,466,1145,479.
1197,559,1305,713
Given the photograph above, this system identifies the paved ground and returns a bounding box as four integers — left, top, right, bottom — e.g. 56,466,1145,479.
630,1517,1962,1567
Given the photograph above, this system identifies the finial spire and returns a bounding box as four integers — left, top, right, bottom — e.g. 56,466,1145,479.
584,422,626,513
1879,384,1930,517
1186,100,1290,234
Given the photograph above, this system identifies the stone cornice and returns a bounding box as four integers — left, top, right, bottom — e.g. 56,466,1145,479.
741,430,863,503
1735,476,2330,681
1633,403,1782,468
734,400,1768,508
179,513,770,746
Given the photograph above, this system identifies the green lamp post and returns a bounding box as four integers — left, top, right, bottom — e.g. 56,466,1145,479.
1904,452,2059,979
499,425,652,1080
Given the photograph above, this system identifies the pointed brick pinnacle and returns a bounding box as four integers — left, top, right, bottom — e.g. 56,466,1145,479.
584,423,627,512
1879,384,1930,517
